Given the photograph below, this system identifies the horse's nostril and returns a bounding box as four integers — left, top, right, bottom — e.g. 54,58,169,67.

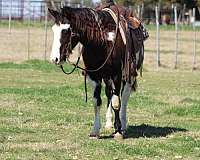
55,57,58,62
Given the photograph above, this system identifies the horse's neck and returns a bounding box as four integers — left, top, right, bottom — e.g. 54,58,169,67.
70,8,103,44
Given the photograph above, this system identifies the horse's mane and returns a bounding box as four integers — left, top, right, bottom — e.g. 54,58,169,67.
61,7,115,42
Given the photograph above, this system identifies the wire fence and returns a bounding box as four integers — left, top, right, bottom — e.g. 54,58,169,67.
0,1,199,70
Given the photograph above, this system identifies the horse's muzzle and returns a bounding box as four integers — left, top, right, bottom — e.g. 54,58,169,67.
51,57,59,64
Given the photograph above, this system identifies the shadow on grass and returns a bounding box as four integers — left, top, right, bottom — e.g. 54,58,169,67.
180,97,200,104
99,124,187,140
124,123,187,139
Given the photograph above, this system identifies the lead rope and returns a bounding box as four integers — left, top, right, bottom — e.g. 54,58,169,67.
84,73,87,102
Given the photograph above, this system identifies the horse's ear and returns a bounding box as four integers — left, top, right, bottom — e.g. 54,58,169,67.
48,8,60,19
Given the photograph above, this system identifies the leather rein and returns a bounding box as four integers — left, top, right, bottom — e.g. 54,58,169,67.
60,7,120,102
60,7,120,74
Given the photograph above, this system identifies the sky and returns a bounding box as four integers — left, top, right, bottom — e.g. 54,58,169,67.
92,0,101,4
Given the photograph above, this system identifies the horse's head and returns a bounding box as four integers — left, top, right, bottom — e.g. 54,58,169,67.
49,8,74,65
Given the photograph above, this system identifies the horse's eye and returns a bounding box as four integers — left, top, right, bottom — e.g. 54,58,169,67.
62,29,69,34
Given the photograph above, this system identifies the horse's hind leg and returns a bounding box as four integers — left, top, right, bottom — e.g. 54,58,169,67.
88,78,102,138
121,82,132,134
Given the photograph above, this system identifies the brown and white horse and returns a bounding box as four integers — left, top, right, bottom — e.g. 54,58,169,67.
49,6,143,138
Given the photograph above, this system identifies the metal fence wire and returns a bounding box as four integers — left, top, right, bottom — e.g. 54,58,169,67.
0,1,199,70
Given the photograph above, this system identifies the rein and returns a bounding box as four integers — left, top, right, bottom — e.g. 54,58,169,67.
60,7,120,74
60,57,81,75
59,30,80,75
60,7,120,102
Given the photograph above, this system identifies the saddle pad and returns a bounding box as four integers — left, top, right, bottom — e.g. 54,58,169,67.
102,8,126,45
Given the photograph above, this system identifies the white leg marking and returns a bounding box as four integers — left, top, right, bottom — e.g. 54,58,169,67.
111,95,120,110
91,100,101,136
121,82,132,131
105,102,113,129
88,77,101,136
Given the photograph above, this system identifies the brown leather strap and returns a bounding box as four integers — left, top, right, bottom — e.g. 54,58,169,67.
128,17,141,29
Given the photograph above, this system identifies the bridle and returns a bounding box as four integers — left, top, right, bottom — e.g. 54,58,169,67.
59,28,81,75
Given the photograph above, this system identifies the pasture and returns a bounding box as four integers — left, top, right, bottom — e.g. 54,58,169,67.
0,22,200,159
0,60,200,159
0,22,200,70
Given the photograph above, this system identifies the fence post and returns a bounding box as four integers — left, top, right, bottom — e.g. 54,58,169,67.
155,6,160,67
67,0,71,6
44,3,48,61
9,0,12,33
141,3,144,20
182,4,186,24
192,8,197,70
0,1,2,22
27,0,31,60
174,6,178,69
81,0,84,7
137,5,141,19
60,1,64,8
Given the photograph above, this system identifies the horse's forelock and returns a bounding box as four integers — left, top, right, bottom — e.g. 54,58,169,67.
59,7,117,43
61,6,73,21
61,7,106,42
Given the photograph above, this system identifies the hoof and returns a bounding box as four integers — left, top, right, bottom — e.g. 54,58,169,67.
89,133,100,139
113,132,123,139
121,130,127,139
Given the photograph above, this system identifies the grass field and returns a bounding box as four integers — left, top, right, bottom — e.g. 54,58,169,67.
0,60,200,160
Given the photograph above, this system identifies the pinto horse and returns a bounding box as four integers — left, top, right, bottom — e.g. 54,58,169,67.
49,6,143,138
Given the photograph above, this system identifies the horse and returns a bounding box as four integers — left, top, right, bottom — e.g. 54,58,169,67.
48,6,144,138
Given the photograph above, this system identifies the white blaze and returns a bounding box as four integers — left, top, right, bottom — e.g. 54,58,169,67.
50,23,70,64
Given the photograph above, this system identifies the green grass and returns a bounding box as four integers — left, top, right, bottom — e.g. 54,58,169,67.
0,60,200,159
0,59,76,72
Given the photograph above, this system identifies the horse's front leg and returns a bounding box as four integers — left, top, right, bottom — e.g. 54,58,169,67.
105,102,113,129
111,75,122,138
89,78,102,138
104,79,113,129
